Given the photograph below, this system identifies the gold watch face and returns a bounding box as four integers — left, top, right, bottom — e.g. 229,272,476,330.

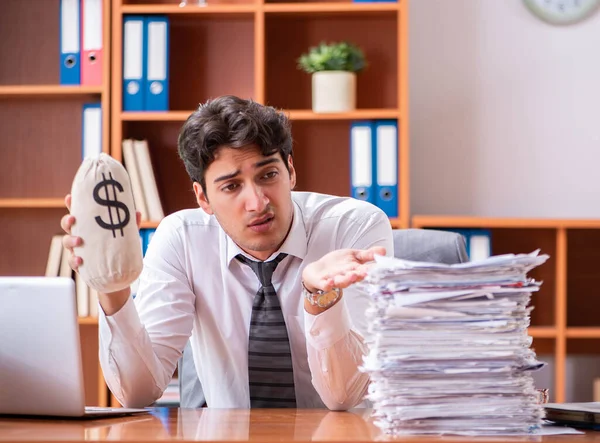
317,290,339,308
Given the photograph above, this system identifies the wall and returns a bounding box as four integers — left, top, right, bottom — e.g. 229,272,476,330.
409,0,600,218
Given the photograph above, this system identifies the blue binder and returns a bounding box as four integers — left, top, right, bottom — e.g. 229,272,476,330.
350,121,376,204
123,16,146,111
144,16,170,111
59,0,81,85
374,119,398,217
467,228,492,261
81,103,102,159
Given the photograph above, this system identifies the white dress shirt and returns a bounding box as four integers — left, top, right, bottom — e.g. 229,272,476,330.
99,191,394,409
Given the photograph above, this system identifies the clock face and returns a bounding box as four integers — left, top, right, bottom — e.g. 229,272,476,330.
523,0,600,25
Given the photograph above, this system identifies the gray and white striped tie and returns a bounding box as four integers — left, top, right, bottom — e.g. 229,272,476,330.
236,253,297,408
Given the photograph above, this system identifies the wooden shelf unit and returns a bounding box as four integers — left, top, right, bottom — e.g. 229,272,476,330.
0,0,112,408
112,0,409,227
412,215,600,403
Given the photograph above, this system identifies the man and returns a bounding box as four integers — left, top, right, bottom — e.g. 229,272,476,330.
62,95,394,410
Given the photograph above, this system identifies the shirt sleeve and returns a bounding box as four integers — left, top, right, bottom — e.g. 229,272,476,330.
99,218,196,408
303,209,394,410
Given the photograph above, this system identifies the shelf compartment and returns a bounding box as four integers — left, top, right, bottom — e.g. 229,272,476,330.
0,208,67,276
493,228,557,327
149,15,255,110
291,120,402,222
121,108,401,121
1,1,63,85
0,98,94,199
124,121,198,215
567,229,600,327
417,226,557,327
291,120,352,197
565,339,600,402
265,14,398,110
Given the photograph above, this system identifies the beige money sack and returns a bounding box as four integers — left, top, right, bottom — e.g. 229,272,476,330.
70,153,143,293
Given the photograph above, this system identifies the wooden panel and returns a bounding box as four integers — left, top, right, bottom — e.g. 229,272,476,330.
0,98,95,199
124,122,198,215
265,14,397,110
566,229,600,327
568,338,600,355
0,209,67,276
0,0,60,85
169,16,255,110
79,325,100,406
532,337,554,357
290,120,351,197
490,228,557,327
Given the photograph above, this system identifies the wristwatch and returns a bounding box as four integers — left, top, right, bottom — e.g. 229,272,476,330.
302,281,341,308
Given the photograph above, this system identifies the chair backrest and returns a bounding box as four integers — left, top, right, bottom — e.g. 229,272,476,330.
177,228,469,407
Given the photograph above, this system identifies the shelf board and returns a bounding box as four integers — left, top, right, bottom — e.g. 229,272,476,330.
122,109,400,122
528,327,556,338
140,220,161,229
120,4,257,14
78,316,99,326
263,2,399,14
121,111,191,121
412,215,600,230
0,198,66,209
389,218,403,229
566,328,600,339
287,109,400,120
0,85,103,98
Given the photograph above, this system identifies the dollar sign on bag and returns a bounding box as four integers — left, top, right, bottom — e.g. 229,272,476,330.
93,172,130,238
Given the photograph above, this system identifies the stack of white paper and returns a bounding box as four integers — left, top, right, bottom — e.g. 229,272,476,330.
358,250,550,436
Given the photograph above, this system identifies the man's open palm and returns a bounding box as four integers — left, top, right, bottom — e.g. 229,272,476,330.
302,246,386,293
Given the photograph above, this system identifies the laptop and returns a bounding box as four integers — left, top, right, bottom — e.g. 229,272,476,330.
545,402,600,429
0,276,150,418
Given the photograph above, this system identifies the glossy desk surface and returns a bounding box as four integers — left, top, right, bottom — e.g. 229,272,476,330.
0,408,596,443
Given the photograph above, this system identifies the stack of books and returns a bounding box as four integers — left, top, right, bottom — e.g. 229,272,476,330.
359,251,549,436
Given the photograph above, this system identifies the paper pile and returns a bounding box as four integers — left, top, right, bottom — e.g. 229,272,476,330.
358,250,550,436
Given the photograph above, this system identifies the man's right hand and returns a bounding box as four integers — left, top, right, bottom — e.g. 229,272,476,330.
60,194,142,316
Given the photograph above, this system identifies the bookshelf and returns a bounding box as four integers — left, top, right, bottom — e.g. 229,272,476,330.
111,0,409,228
0,0,111,407
412,215,600,403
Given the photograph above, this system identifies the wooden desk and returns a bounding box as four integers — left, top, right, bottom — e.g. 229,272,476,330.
0,408,595,443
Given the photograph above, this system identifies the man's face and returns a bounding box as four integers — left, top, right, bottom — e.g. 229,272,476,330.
193,144,296,261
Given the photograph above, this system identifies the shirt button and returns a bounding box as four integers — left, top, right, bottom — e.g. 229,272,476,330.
311,329,320,336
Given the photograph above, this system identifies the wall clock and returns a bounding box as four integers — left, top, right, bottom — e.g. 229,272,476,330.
523,0,600,25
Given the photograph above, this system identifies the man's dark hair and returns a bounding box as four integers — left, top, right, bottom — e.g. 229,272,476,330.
177,95,293,195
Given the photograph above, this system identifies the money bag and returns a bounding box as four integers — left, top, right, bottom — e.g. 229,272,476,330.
70,153,143,293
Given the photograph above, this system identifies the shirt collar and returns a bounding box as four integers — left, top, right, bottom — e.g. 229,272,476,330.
225,196,307,265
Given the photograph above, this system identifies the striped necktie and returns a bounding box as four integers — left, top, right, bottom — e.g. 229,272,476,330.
236,253,297,408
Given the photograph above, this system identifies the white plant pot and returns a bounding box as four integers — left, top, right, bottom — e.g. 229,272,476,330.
311,71,356,113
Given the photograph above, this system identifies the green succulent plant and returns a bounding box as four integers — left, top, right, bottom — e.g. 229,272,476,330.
297,41,367,74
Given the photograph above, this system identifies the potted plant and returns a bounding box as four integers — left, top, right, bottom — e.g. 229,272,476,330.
297,41,367,113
